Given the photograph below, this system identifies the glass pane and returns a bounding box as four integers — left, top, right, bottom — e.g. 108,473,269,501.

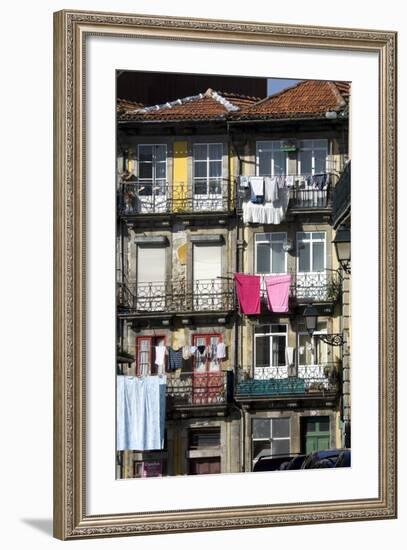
256,243,271,274
252,418,271,439
253,440,270,461
209,180,222,195
272,335,286,366
256,233,271,242
298,242,311,272
271,242,285,273
318,418,330,432
312,242,325,272
194,180,207,195
272,151,286,175
270,324,287,333
209,143,223,160
313,139,328,149
155,162,166,180
209,161,222,178
194,144,207,160
314,149,327,173
312,232,325,240
315,338,328,364
194,161,207,178
139,145,153,162
255,336,270,367
154,145,166,162
300,150,312,174
139,163,152,180
273,418,290,438
258,151,271,176
271,232,286,242
298,232,311,241
304,418,317,433
272,439,290,456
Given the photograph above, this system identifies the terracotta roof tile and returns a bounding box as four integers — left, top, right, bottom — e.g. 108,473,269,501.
118,81,349,122
117,98,144,113
233,80,349,120
119,89,260,122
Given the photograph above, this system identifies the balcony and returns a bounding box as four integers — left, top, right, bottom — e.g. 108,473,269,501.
256,270,341,306
117,179,234,217
235,363,339,400
166,371,228,408
237,173,336,216
117,278,235,317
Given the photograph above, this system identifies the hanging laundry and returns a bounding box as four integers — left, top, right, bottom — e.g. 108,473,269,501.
216,342,226,360
264,176,279,202
239,175,250,188
249,176,264,204
116,375,166,451
197,345,207,356
285,175,295,188
189,345,198,355
234,273,261,314
155,345,166,369
168,348,183,371
285,346,294,367
182,345,192,361
264,273,292,313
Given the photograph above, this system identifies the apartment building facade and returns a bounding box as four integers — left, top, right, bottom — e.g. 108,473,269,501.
116,80,350,478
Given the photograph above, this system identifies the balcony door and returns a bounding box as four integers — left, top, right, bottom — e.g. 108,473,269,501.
296,232,327,301
297,323,329,389
136,245,166,311
192,334,223,405
137,144,167,213
254,324,288,380
193,243,222,310
193,143,223,211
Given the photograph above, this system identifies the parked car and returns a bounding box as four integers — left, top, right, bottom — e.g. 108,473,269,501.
301,449,351,469
253,453,307,472
252,449,350,472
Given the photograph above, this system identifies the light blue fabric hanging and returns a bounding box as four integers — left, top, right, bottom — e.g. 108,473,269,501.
116,375,166,451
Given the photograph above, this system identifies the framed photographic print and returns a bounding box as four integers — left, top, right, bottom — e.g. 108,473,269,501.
53,9,397,540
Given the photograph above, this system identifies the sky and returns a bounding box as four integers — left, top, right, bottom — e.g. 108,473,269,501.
267,79,300,95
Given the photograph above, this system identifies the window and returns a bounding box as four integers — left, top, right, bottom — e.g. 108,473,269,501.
256,141,288,176
252,417,290,462
193,243,222,310
135,335,166,376
193,143,223,196
136,245,166,310
298,139,328,175
138,144,167,195
189,428,221,449
297,232,326,273
193,334,221,372
255,232,287,275
298,322,328,366
254,324,287,379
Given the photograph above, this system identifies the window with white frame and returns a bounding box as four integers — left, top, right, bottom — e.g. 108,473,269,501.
252,417,290,462
254,324,287,380
255,233,287,275
256,141,288,176
137,144,167,196
297,322,328,366
298,139,328,175
297,232,326,273
193,143,223,196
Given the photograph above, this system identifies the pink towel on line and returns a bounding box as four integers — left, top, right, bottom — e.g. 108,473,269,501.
264,274,291,313
234,273,261,314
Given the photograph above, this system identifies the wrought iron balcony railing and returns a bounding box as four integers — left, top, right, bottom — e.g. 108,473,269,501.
236,172,336,211
117,278,235,314
332,161,351,226
166,370,228,406
257,269,341,304
236,362,339,398
117,179,234,215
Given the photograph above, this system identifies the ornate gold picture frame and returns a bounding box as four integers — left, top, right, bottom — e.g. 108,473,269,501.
53,9,397,540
